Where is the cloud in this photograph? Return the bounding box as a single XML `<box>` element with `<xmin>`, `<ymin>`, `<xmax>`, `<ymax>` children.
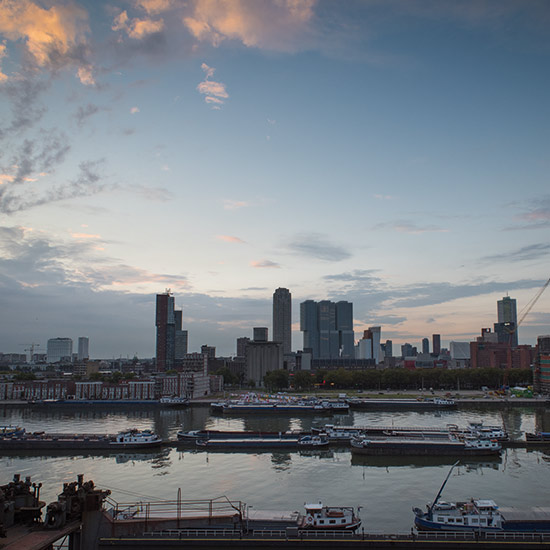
<box><xmin>0</xmin><ymin>159</ymin><xmax>111</xmax><ymax>214</ymax></box>
<box><xmin>481</xmin><ymin>243</ymin><xmax>550</xmax><ymax>263</ymax></box>
<box><xmin>71</xmin><ymin>233</ymin><xmax>101</xmax><ymax>240</ymax></box>
<box><xmin>3</xmin><ymin>130</ymin><xmax>70</xmax><ymax>186</ymax></box>
<box><xmin>183</xmin><ymin>0</ymin><xmax>317</xmax><ymax>52</ymax></box>
<box><xmin>374</xmin><ymin>194</ymin><xmax>394</xmax><ymax>200</ymax></box>
<box><xmin>217</xmin><ymin>235</ymin><xmax>245</xmax><ymax>243</ymax></box>
<box><xmin>112</xmin><ymin>10</ymin><xmax>165</xmax><ymax>40</ymax></box>
<box><xmin>136</xmin><ymin>0</ymin><xmax>177</xmax><ymax>15</ymax></box>
<box><xmin>197</xmin><ymin>63</ymin><xmax>228</xmax><ymax>108</ymax></box>
<box><xmin>0</xmin><ymin>78</ymin><xmax>49</xmax><ymax>138</ymax></box>
<box><xmin>374</xmin><ymin>220</ymin><xmax>449</xmax><ymax>234</ymax></box>
<box><xmin>507</xmin><ymin>196</ymin><xmax>550</xmax><ymax>230</ymax></box>
<box><xmin>131</xmin><ymin>106</ymin><xmax>140</xmax><ymax>114</ymax></box>
<box><xmin>74</xmin><ymin>103</ymin><xmax>101</xmax><ymax>127</ymax></box>
<box><xmin>0</xmin><ymin>0</ymin><xmax>91</xmax><ymax>79</ymax></box>
<box><xmin>127</xmin><ymin>184</ymin><xmax>173</xmax><ymax>202</ymax></box>
<box><xmin>223</xmin><ymin>199</ymin><xmax>249</xmax><ymax>210</ymax></box>
<box><xmin>0</xmin><ymin>42</ymin><xmax>7</xmax><ymax>82</ymax></box>
<box><xmin>286</xmin><ymin>232</ymin><xmax>352</xmax><ymax>261</ymax></box>
<box><xmin>250</xmin><ymin>259</ymin><xmax>281</xmax><ymax>268</ymax></box>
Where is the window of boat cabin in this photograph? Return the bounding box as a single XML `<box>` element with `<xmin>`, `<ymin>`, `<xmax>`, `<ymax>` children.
<box><xmin>472</xmin><ymin>518</ymin><xmax>478</xmax><ymax>524</ymax></box>
<box><xmin>329</xmin><ymin>520</ymin><xmax>336</xmax><ymax>524</ymax></box>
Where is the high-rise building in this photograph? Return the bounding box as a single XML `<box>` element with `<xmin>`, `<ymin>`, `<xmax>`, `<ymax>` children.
<box><xmin>497</xmin><ymin>295</ymin><xmax>518</xmax><ymax>347</ymax></box>
<box><xmin>47</xmin><ymin>338</ymin><xmax>73</xmax><ymax>363</ymax></box>
<box><xmin>156</xmin><ymin>292</ymin><xmax>175</xmax><ymax>371</ymax></box>
<box><xmin>273</xmin><ymin>287</ymin><xmax>292</xmax><ymax>354</ymax></box>
<box><xmin>300</xmin><ymin>300</ymin><xmax>354</xmax><ymax>359</ymax></box>
<box><xmin>432</xmin><ymin>334</ymin><xmax>441</xmax><ymax>356</ymax></box>
<box><xmin>300</xmin><ymin>300</ymin><xmax>320</xmax><ymax>357</ymax></box>
<box><xmin>77</xmin><ymin>337</ymin><xmax>89</xmax><ymax>361</ymax></box>
<box><xmin>384</xmin><ymin>340</ymin><xmax>393</xmax><ymax>358</ymax></box>
<box><xmin>236</xmin><ymin>337</ymin><xmax>250</xmax><ymax>357</ymax></box>
<box><xmin>253</xmin><ymin>327</ymin><xmax>268</xmax><ymax>342</ymax></box>
<box><xmin>422</xmin><ymin>338</ymin><xmax>429</xmax><ymax>355</ymax></box>
<box><xmin>173</xmin><ymin>308</ymin><xmax>188</xmax><ymax>359</ymax></box>
<box><xmin>201</xmin><ymin>345</ymin><xmax>216</xmax><ymax>358</ymax></box>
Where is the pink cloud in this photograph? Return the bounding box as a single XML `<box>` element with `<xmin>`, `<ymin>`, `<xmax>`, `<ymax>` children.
<box><xmin>217</xmin><ymin>235</ymin><xmax>245</xmax><ymax>243</ymax></box>
<box><xmin>250</xmin><ymin>259</ymin><xmax>281</xmax><ymax>268</ymax></box>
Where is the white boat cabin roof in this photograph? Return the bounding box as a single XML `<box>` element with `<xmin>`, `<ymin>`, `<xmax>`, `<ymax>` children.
<box><xmin>473</xmin><ymin>499</ymin><xmax>499</xmax><ymax>510</ymax></box>
<box><xmin>305</xmin><ymin>503</ymin><xmax>324</xmax><ymax>511</ymax></box>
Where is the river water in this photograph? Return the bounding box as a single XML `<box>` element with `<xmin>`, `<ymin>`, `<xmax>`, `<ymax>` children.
<box><xmin>1</xmin><ymin>404</ymin><xmax>550</xmax><ymax>533</ymax></box>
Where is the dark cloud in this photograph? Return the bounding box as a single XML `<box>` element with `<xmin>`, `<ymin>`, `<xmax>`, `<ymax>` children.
<box><xmin>74</xmin><ymin>103</ymin><xmax>102</xmax><ymax>127</ymax></box>
<box><xmin>286</xmin><ymin>232</ymin><xmax>352</xmax><ymax>261</ymax></box>
<box><xmin>0</xmin><ymin>78</ymin><xmax>49</xmax><ymax>139</ymax></box>
<box><xmin>481</xmin><ymin>243</ymin><xmax>550</xmax><ymax>263</ymax></box>
<box><xmin>0</xmin><ymin>159</ymin><xmax>111</xmax><ymax>214</ymax></box>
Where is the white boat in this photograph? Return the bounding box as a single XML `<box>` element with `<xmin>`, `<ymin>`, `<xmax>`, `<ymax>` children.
<box><xmin>299</xmin><ymin>502</ymin><xmax>361</xmax><ymax>530</ymax></box>
<box><xmin>110</xmin><ymin>429</ymin><xmax>163</xmax><ymax>448</ymax></box>
<box><xmin>160</xmin><ymin>396</ymin><xmax>189</xmax><ymax>407</ymax></box>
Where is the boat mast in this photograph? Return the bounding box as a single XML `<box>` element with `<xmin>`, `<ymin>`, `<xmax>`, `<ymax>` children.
<box><xmin>429</xmin><ymin>461</ymin><xmax>460</xmax><ymax>512</ymax></box>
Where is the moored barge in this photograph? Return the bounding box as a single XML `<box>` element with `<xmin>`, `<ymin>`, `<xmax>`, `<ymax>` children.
<box><xmin>0</xmin><ymin>429</ymin><xmax>163</xmax><ymax>450</ymax></box>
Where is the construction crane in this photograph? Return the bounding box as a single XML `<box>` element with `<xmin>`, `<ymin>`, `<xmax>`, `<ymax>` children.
<box><xmin>517</xmin><ymin>277</ymin><xmax>550</xmax><ymax>328</ymax></box>
<box><xmin>20</xmin><ymin>343</ymin><xmax>40</xmax><ymax>364</ymax></box>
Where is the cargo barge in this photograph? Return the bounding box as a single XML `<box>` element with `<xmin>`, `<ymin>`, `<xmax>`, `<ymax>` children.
<box><xmin>348</xmin><ymin>397</ymin><xmax>456</xmax><ymax>410</ymax></box>
<box><xmin>195</xmin><ymin>435</ymin><xmax>329</xmax><ymax>450</ymax></box>
<box><xmin>350</xmin><ymin>436</ymin><xmax>501</xmax><ymax>456</ymax></box>
<box><xmin>0</xmin><ymin>429</ymin><xmax>163</xmax><ymax>450</ymax></box>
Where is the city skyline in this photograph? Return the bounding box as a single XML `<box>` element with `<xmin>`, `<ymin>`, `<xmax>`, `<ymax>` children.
<box><xmin>1</xmin><ymin>1</ymin><xmax>549</xmax><ymax>358</ymax></box>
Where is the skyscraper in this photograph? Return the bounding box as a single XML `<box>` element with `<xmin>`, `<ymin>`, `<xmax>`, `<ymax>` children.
<box><xmin>432</xmin><ymin>334</ymin><xmax>441</xmax><ymax>356</ymax></box>
<box><xmin>300</xmin><ymin>299</ymin><xmax>354</xmax><ymax>359</ymax></box>
<box><xmin>77</xmin><ymin>337</ymin><xmax>89</xmax><ymax>361</ymax></box>
<box><xmin>273</xmin><ymin>287</ymin><xmax>292</xmax><ymax>354</ymax></box>
<box><xmin>156</xmin><ymin>292</ymin><xmax>175</xmax><ymax>371</ymax></box>
<box><xmin>496</xmin><ymin>295</ymin><xmax>518</xmax><ymax>347</ymax></box>
<box><xmin>422</xmin><ymin>338</ymin><xmax>429</xmax><ymax>355</ymax></box>
<box><xmin>47</xmin><ymin>338</ymin><xmax>73</xmax><ymax>363</ymax></box>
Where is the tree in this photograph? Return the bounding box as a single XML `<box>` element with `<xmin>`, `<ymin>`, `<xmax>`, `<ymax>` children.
<box><xmin>264</xmin><ymin>370</ymin><xmax>289</xmax><ymax>391</ymax></box>
<box><xmin>292</xmin><ymin>371</ymin><xmax>315</xmax><ymax>391</ymax></box>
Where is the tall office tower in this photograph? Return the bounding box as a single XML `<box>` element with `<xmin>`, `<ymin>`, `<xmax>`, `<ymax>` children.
<box><xmin>300</xmin><ymin>300</ymin><xmax>354</xmax><ymax>359</ymax></box>
<box><xmin>77</xmin><ymin>337</ymin><xmax>89</xmax><ymax>361</ymax></box>
<box><xmin>156</xmin><ymin>292</ymin><xmax>175</xmax><ymax>371</ymax></box>
<box><xmin>301</xmin><ymin>300</ymin><xmax>320</xmax><ymax>358</ymax></box>
<box><xmin>253</xmin><ymin>327</ymin><xmax>268</xmax><ymax>342</ymax></box>
<box><xmin>273</xmin><ymin>287</ymin><xmax>292</xmax><ymax>354</ymax></box>
<box><xmin>497</xmin><ymin>295</ymin><xmax>518</xmax><ymax>347</ymax></box>
<box><xmin>422</xmin><ymin>338</ymin><xmax>429</xmax><ymax>355</ymax></box>
<box><xmin>368</xmin><ymin>326</ymin><xmax>381</xmax><ymax>363</ymax></box>
<box><xmin>401</xmin><ymin>343</ymin><xmax>414</xmax><ymax>357</ymax></box>
<box><xmin>432</xmin><ymin>334</ymin><xmax>441</xmax><ymax>356</ymax></box>
<box><xmin>47</xmin><ymin>338</ymin><xmax>73</xmax><ymax>363</ymax></box>
<box><xmin>236</xmin><ymin>337</ymin><xmax>250</xmax><ymax>357</ymax></box>
<box><xmin>336</xmin><ymin>301</ymin><xmax>354</xmax><ymax>357</ymax></box>
<box><xmin>174</xmin><ymin>309</ymin><xmax>188</xmax><ymax>359</ymax></box>
<box><xmin>384</xmin><ymin>340</ymin><xmax>393</xmax><ymax>358</ymax></box>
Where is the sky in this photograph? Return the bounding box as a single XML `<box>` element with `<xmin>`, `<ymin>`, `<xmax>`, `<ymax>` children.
<box><xmin>0</xmin><ymin>0</ymin><xmax>549</xmax><ymax>360</ymax></box>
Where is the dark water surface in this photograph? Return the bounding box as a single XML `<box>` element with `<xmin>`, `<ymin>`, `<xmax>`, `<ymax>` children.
<box><xmin>2</xmin><ymin>404</ymin><xmax>550</xmax><ymax>533</ymax></box>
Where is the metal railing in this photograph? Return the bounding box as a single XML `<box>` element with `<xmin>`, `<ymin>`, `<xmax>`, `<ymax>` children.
<box><xmin>141</xmin><ymin>528</ymin><xmax>550</xmax><ymax>542</ymax></box>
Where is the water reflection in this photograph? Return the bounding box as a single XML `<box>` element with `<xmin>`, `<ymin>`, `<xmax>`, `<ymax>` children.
<box><xmin>350</xmin><ymin>454</ymin><xmax>502</xmax><ymax>469</ymax></box>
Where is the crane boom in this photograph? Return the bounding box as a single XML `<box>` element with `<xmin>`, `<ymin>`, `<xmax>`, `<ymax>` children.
<box><xmin>517</xmin><ymin>277</ymin><xmax>550</xmax><ymax>327</ymax></box>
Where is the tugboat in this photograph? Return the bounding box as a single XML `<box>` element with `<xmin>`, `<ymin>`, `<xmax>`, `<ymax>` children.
<box><xmin>414</xmin><ymin>461</ymin><xmax>550</xmax><ymax>532</ymax></box>
<box><xmin>110</xmin><ymin>429</ymin><xmax>163</xmax><ymax>448</ymax></box>
<box><xmin>299</xmin><ymin>502</ymin><xmax>361</xmax><ymax>530</ymax></box>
